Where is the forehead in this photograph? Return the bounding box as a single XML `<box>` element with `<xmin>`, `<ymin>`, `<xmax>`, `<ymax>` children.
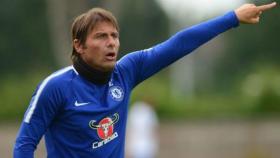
<box><xmin>90</xmin><ymin>21</ymin><xmax>118</xmax><ymax>33</ymax></box>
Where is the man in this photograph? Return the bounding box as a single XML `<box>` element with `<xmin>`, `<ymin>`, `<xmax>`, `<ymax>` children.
<box><xmin>14</xmin><ymin>2</ymin><xmax>276</xmax><ymax>158</ymax></box>
<box><xmin>126</xmin><ymin>101</ymin><xmax>159</xmax><ymax>158</ymax></box>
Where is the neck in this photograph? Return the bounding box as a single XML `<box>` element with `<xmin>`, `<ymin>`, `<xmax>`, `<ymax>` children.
<box><xmin>73</xmin><ymin>57</ymin><xmax>112</xmax><ymax>85</ymax></box>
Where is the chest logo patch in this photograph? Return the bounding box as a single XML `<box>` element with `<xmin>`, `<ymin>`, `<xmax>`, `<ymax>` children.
<box><xmin>89</xmin><ymin>113</ymin><xmax>119</xmax><ymax>139</ymax></box>
<box><xmin>89</xmin><ymin>113</ymin><xmax>119</xmax><ymax>149</ymax></box>
<box><xmin>109</xmin><ymin>86</ymin><xmax>124</xmax><ymax>101</ymax></box>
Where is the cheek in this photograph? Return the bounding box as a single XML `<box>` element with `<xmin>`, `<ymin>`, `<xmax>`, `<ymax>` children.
<box><xmin>116</xmin><ymin>40</ymin><xmax>120</xmax><ymax>49</ymax></box>
<box><xmin>86</xmin><ymin>42</ymin><xmax>103</xmax><ymax>56</ymax></box>
<box><xmin>86</xmin><ymin>41</ymin><xmax>99</xmax><ymax>50</ymax></box>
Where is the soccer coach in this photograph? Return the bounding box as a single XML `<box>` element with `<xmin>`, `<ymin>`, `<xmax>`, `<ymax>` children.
<box><xmin>14</xmin><ymin>2</ymin><xmax>276</xmax><ymax>158</ymax></box>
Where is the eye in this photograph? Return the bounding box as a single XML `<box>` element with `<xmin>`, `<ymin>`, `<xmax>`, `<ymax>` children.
<box><xmin>95</xmin><ymin>33</ymin><xmax>107</xmax><ymax>39</ymax></box>
<box><xmin>111</xmin><ymin>33</ymin><xmax>119</xmax><ymax>39</ymax></box>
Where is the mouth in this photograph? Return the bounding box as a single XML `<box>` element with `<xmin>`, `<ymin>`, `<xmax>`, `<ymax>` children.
<box><xmin>105</xmin><ymin>52</ymin><xmax>117</xmax><ymax>61</ymax></box>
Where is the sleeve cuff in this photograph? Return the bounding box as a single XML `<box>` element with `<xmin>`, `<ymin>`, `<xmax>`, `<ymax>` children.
<box><xmin>225</xmin><ymin>11</ymin><xmax>240</xmax><ymax>28</ymax></box>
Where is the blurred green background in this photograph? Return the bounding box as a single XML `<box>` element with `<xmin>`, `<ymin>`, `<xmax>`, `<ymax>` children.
<box><xmin>1</xmin><ymin>0</ymin><xmax>280</xmax><ymax>158</ymax></box>
<box><xmin>0</xmin><ymin>0</ymin><xmax>279</xmax><ymax>122</ymax></box>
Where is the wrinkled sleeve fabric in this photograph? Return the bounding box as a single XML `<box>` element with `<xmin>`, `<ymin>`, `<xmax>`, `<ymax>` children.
<box><xmin>117</xmin><ymin>11</ymin><xmax>239</xmax><ymax>88</ymax></box>
<box><xmin>14</xmin><ymin>78</ymin><xmax>64</xmax><ymax>158</ymax></box>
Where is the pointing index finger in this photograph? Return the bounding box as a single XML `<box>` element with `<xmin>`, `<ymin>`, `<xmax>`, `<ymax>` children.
<box><xmin>257</xmin><ymin>2</ymin><xmax>277</xmax><ymax>11</ymax></box>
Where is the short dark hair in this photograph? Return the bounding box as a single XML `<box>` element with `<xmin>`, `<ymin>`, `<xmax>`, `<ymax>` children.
<box><xmin>71</xmin><ymin>8</ymin><xmax>119</xmax><ymax>63</ymax></box>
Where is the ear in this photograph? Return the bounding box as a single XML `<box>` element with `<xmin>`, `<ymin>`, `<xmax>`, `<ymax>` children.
<box><xmin>73</xmin><ymin>39</ymin><xmax>84</xmax><ymax>54</ymax></box>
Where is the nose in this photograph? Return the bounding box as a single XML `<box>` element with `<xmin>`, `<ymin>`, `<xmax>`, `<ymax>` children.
<box><xmin>107</xmin><ymin>36</ymin><xmax>117</xmax><ymax>48</ymax></box>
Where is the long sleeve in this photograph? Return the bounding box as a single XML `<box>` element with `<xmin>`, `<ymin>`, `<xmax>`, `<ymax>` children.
<box><xmin>14</xmin><ymin>75</ymin><xmax>65</xmax><ymax>158</ymax></box>
<box><xmin>117</xmin><ymin>11</ymin><xmax>239</xmax><ymax>88</ymax></box>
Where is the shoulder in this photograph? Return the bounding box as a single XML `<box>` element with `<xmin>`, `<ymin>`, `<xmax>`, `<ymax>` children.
<box><xmin>115</xmin><ymin>51</ymin><xmax>144</xmax><ymax>75</ymax></box>
<box><xmin>37</xmin><ymin>66</ymin><xmax>76</xmax><ymax>94</ymax></box>
<box><xmin>117</xmin><ymin>51</ymin><xmax>142</xmax><ymax>66</ymax></box>
<box><xmin>116</xmin><ymin>48</ymin><xmax>156</xmax><ymax>68</ymax></box>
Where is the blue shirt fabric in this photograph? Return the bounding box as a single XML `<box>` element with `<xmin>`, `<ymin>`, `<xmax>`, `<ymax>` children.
<box><xmin>14</xmin><ymin>11</ymin><xmax>239</xmax><ymax>158</ymax></box>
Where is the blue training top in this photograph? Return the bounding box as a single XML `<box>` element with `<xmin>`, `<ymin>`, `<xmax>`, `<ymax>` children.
<box><xmin>14</xmin><ymin>11</ymin><xmax>239</xmax><ymax>158</ymax></box>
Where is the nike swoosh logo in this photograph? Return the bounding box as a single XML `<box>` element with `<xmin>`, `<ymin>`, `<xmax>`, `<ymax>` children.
<box><xmin>74</xmin><ymin>101</ymin><xmax>90</xmax><ymax>106</ymax></box>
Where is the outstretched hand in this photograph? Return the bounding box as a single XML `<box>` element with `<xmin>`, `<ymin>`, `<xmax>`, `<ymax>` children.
<box><xmin>235</xmin><ymin>2</ymin><xmax>277</xmax><ymax>24</ymax></box>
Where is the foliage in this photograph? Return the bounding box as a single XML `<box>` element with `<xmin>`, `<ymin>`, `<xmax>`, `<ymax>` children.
<box><xmin>118</xmin><ymin>0</ymin><xmax>169</xmax><ymax>55</ymax></box>
<box><xmin>0</xmin><ymin>70</ymin><xmax>51</xmax><ymax>122</ymax></box>
<box><xmin>0</xmin><ymin>0</ymin><xmax>56</xmax><ymax>75</ymax></box>
<box><xmin>214</xmin><ymin>3</ymin><xmax>280</xmax><ymax>92</ymax></box>
<box><xmin>130</xmin><ymin>63</ymin><xmax>280</xmax><ymax>120</ymax></box>
<box><xmin>236</xmin><ymin>65</ymin><xmax>280</xmax><ymax>116</ymax></box>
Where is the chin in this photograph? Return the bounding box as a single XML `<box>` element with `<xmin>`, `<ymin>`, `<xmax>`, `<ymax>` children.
<box><xmin>102</xmin><ymin>63</ymin><xmax>116</xmax><ymax>72</ymax></box>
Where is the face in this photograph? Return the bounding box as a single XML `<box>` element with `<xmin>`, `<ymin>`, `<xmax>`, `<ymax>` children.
<box><xmin>75</xmin><ymin>21</ymin><xmax>120</xmax><ymax>72</ymax></box>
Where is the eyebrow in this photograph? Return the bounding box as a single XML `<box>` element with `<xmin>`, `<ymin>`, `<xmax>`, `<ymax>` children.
<box><xmin>94</xmin><ymin>31</ymin><xmax>119</xmax><ymax>36</ymax></box>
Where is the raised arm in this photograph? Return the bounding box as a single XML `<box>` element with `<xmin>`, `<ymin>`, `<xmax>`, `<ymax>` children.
<box><xmin>117</xmin><ymin>2</ymin><xmax>277</xmax><ymax>87</ymax></box>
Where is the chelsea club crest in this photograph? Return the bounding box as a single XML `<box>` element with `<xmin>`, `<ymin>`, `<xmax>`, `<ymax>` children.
<box><xmin>109</xmin><ymin>86</ymin><xmax>124</xmax><ymax>101</ymax></box>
